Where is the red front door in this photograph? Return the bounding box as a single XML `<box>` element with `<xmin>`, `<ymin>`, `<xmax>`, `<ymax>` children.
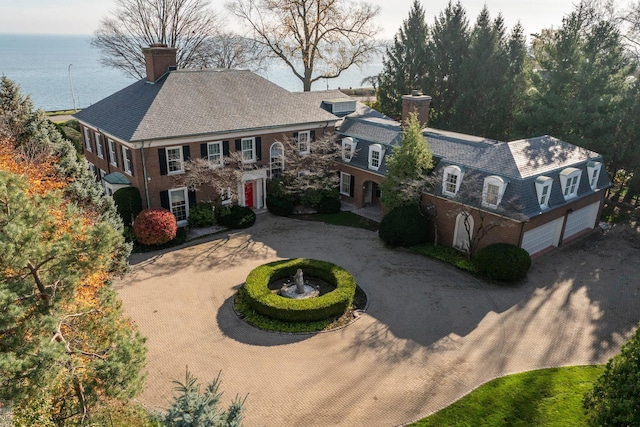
<box><xmin>244</xmin><ymin>182</ymin><xmax>254</xmax><ymax>207</ymax></box>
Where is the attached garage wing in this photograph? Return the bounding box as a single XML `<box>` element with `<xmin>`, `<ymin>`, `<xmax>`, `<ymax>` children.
<box><xmin>563</xmin><ymin>201</ymin><xmax>600</xmax><ymax>240</ymax></box>
<box><xmin>521</xmin><ymin>217</ymin><xmax>563</xmax><ymax>255</ymax></box>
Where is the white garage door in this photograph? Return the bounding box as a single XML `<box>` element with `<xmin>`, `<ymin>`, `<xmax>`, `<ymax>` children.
<box><xmin>521</xmin><ymin>217</ymin><xmax>563</xmax><ymax>255</ymax></box>
<box><xmin>563</xmin><ymin>201</ymin><xmax>600</xmax><ymax>240</ymax></box>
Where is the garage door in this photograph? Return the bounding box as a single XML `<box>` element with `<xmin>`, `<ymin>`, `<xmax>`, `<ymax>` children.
<box><xmin>563</xmin><ymin>201</ymin><xmax>600</xmax><ymax>240</ymax></box>
<box><xmin>521</xmin><ymin>217</ymin><xmax>563</xmax><ymax>255</ymax></box>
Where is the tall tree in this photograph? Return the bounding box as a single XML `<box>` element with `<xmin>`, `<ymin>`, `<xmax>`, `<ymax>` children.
<box><xmin>381</xmin><ymin>112</ymin><xmax>433</xmax><ymax>210</ymax></box>
<box><xmin>377</xmin><ymin>0</ymin><xmax>430</xmax><ymax>118</ymax></box>
<box><xmin>92</xmin><ymin>0</ymin><xmax>222</xmax><ymax>79</ymax></box>
<box><xmin>228</xmin><ymin>0</ymin><xmax>381</xmax><ymax>91</ymax></box>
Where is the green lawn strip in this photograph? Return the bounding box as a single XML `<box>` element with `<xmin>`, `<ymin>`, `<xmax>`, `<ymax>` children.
<box><xmin>410</xmin><ymin>365</ymin><xmax>604</xmax><ymax>427</ymax></box>
<box><xmin>411</xmin><ymin>243</ymin><xmax>478</xmax><ymax>274</ymax></box>
<box><xmin>292</xmin><ymin>211</ymin><xmax>379</xmax><ymax>231</ymax></box>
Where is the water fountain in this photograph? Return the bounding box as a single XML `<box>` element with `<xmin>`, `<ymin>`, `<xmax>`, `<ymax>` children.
<box><xmin>279</xmin><ymin>268</ymin><xmax>320</xmax><ymax>299</ymax></box>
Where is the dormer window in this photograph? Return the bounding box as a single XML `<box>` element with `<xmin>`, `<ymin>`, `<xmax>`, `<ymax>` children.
<box><xmin>560</xmin><ymin>167</ymin><xmax>581</xmax><ymax>200</ymax></box>
<box><xmin>368</xmin><ymin>144</ymin><xmax>383</xmax><ymax>170</ymax></box>
<box><xmin>342</xmin><ymin>137</ymin><xmax>355</xmax><ymax>162</ymax></box>
<box><xmin>587</xmin><ymin>161</ymin><xmax>602</xmax><ymax>190</ymax></box>
<box><xmin>482</xmin><ymin>175</ymin><xmax>507</xmax><ymax>208</ymax></box>
<box><xmin>442</xmin><ymin>165</ymin><xmax>463</xmax><ymax>196</ymax></box>
<box><xmin>535</xmin><ymin>176</ymin><xmax>553</xmax><ymax>209</ymax></box>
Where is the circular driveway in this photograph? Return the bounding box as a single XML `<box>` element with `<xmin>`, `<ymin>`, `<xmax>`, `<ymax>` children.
<box><xmin>115</xmin><ymin>214</ymin><xmax>640</xmax><ymax>426</ymax></box>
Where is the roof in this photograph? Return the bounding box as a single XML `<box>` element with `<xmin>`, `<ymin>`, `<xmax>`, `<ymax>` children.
<box><xmin>75</xmin><ymin>69</ymin><xmax>339</xmax><ymax>142</ymax></box>
<box><xmin>103</xmin><ymin>172</ymin><xmax>131</xmax><ymax>185</ymax></box>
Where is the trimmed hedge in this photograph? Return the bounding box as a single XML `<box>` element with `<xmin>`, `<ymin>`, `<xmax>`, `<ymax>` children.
<box><xmin>379</xmin><ymin>204</ymin><xmax>431</xmax><ymax>247</ymax></box>
<box><xmin>243</xmin><ymin>258</ymin><xmax>356</xmax><ymax>322</ymax></box>
<box><xmin>133</xmin><ymin>208</ymin><xmax>177</xmax><ymax>245</ymax></box>
<box><xmin>474</xmin><ymin>243</ymin><xmax>531</xmax><ymax>282</ymax></box>
<box><xmin>315</xmin><ymin>196</ymin><xmax>341</xmax><ymax>214</ymax></box>
<box><xmin>266</xmin><ymin>194</ymin><xmax>295</xmax><ymax>216</ymax></box>
<box><xmin>188</xmin><ymin>202</ymin><xmax>215</xmax><ymax>228</ymax></box>
<box><xmin>216</xmin><ymin>205</ymin><xmax>256</xmax><ymax>229</ymax></box>
<box><xmin>113</xmin><ymin>187</ymin><xmax>143</xmax><ymax>227</ymax></box>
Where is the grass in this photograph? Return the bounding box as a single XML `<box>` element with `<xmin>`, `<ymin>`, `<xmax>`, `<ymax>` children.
<box><xmin>410</xmin><ymin>365</ymin><xmax>604</xmax><ymax>427</ymax></box>
<box><xmin>292</xmin><ymin>211</ymin><xmax>379</xmax><ymax>231</ymax></box>
<box><xmin>412</xmin><ymin>243</ymin><xmax>478</xmax><ymax>274</ymax></box>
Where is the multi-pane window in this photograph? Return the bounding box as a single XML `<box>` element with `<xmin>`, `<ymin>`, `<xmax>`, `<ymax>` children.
<box><xmin>485</xmin><ymin>183</ymin><xmax>500</xmax><ymax>205</ymax></box>
<box><xmin>340</xmin><ymin>172</ymin><xmax>351</xmax><ymax>196</ymax></box>
<box><xmin>242</xmin><ymin>138</ymin><xmax>255</xmax><ymax>162</ymax></box>
<box><xmin>564</xmin><ymin>175</ymin><xmax>578</xmax><ymax>196</ymax></box>
<box><xmin>122</xmin><ymin>146</ymin><xmax>133</xmax><ymax>175</ymax></box>
<box><xmin>270</xmin><ymin>142</ymin><xmax>284</xmax><ymax>178</ymax></box>
<box><xmin>368</xmin><ymin>144</ymin><xmax>383</xmax><ymax>170</ymax></box>
<box><xmin>207</xmin><ymin>142</ymin><xmax>223</xmax><ymax>167</ymax></box>
<box><xmin>95</xmin><ymin>133</ymin><xmax>104</xmax><ymax>158</ymax></box>
<box><xmin>298</xmin><ymin>131</ymin><xmax>310</xmax><ymax>154</ymax></box>
<box><xmin>443</xmin><ymin>165</ymin><xmax>463</xmax><ymax>196</ymax></box>
<box><xmin>169</xmin><ymin>188</ymin><xmax>187</xmax><ymax>222</ymax></box>
<box><xmin>559</xmin><ymin>168</ymin><xmax>581</xmax><ymax>200</ymax></box>
<box><xmin>445</xmin><ymin>173</ymin><xmax>458</xmax><ymax>194</ymax></box>
<box><xmin>342</xmin><ymin>138</ymin><xmax>354</xmax><ymax>161</ymax></box>
<box><xmin>84</xmin><ymin>128</ymin><xmax>92</xmax><ymax>151</ymax></box>
<box><xmin>166</xmin><ymin>147</ymin><xmax>184</xmax><ymax>174</ymax></box>
<box><xmin>587</xmin><ymin>161</ymin><xmax>602</xmax><ymax>190</ymax></box>
<box><xmin>535</xmin><ymin>176</ymin><xmax>553</xmax><ymax>209</ymax></box>
<box><xmin>371</xmin><ymin>150</ymin><xmax>380</xmax><ymax>168</ymax></box>
<box><xmin>482</xmin><ymin>175</ymin><xmax>506</xmax><ymax>208</ymax></box>
<box><xmin>108</xmin><ymin>139</ymin><xmax>117</xmax><ymax>166</ymax></box>
<box><xmin>540</xmin><ymin>185</ymin><xmax>550</xmax><ymax>205</ymax></box>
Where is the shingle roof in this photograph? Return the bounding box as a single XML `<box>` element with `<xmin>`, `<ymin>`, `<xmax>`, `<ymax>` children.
<box><xmin>75</xmin><ymin>69</ymin><xmax>338</xmax><ymax>142</ymax></box>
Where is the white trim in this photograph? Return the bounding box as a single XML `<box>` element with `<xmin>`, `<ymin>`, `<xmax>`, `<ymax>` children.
<box><xmin>559</xmin><ymin>167</ymin><xmax>581</xmax><ymax>200</ymax></box>
<box><xmin>442</xmin><ymin>165</ymin><xmax>464</xmax><ymax>196</ymax></box>
<box><xmin>340</xmin><ymin>172</ymin><xmax>351</xmax><ymax>196</ymax></box>
<box><xmin>535</xmin><ymin>176</ymin><xmax>553</xmax><ymax>210</ymax></box>
<box><xmin>368</xmin><ymin>144</ymin><xmax>383</xmax><ymax>170</ymax></box>
<box><xmin>168</xmin><ymin>187</ymin><xmax>189</xmax><ymax>226</ymax></box>
<box><xmin>108</xmin><ymin>139</ymin><xmax>117</xmax><ymax>166</ymax></box>
<box><xmin>95</xmin><ymin>132</ymin><xmax>104</xmax><ymax>159</ymax></box>
<box><xmin>481</xmin><ymin>175</ymin><xmax>507</xmax><ymax>208</ymax></box>
<box><xmin>83</xmin><ymin>127</ymin><xmax>92</xmax><ymax>152</ymax></box>
<box><xmin>587</xmin><ymin>161</ymin><xmax>602</xmax><ymax>190</ymax></box>
<box><xmin>166</xmin><ymin>146</ymin><xmax>184</xmax><ymax>175</ymax></box>
<box><xmin>297</xmin><ymin>130</ymin><xmax>310</xmax><ymax>154</ymax></box>
<box><xmin>342</xmin><ymin>137</ymin><xmax>355</xmax><ymax>162</ymax></box>
<box><xmin>206</xmin><ymin>141</ymin><xmax>223</xmax><ymax>167</ymax></box>
<box><xmin>270</xmin><ymin>142</ymin><xmax>284</xmax><ymax>178</ymax></box>
<box><xmin>122</xmin><ymin>146</ymin><xmax>133</xmax><ymax>175</ymax></box>
<box><xmin>241</xmin><ymin>137</ymin><xmax>256</xmax><ymax>163</ymax></box>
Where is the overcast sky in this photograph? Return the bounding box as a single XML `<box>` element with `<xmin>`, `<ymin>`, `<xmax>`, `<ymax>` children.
<box><xmin>0</xmin><ymin>0</ymin><xmax>629</xmax><ymax>40</ymax></box>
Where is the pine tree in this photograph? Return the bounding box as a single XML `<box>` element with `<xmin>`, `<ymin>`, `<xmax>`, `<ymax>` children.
<box><xmin>377</xmin><ymin>0</ymin><xmax>430</xmax><ymax>118</ymax></box>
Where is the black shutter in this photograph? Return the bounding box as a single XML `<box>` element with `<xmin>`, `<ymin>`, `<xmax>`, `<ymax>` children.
<box><xmin>235</xmin><ymin>139</ymin><xmax>241</xmax><ymax>151</ymax></box>
<box><xmin>128</xmin><ymin>149</ymin><xmax>134</xmax><ymax>176</ymax></box>
<box><xmin>183</xmin><ymin>145</ymin><xmax>190</xmax><ymax>161</ymax></box>
<box><xmin>255</xmin><ymin>137</ymin><xmax>262</xmax><ymax>161</ymax></box>
<box><xmin>188</xmin><ymin>190</ymin><xmax>196</xmax><ymax>208</ymax></box>
<box><xmin>113</xmin><ymin>142</ymin><xmax>119</xmax><ymax>167</ymax></box>
<box><xmin>223</xmin><ymin>140</ymin><xmax>229</xmax><ymax>156</ymax></box>
<box><xmin>293</xmin><ymin>132</ymin><xmax>298</xmax><ymax>140</ymax></box>
<box><xmin>310</xmin><ymin>130</ymin><xmax>316</xmax><ymax>141</ymax></box>
<box><xmin>200</xmin><ymin>143</ymin><xmax>208</xmax><ymax>159</ymax></box>
<box><xmin>158</xmin><ymin>148</ymin><xmax>167</xmax><ymax>175</ymax></box>
<box><xmin>160</xmin><ymin>190</ymin><xmax>170</xmax><ymax>210</ymax></box>
<box><xmin>349</xmin><ymin>175</ymin><xmax>355</xmax><ymax>197</ymax></box>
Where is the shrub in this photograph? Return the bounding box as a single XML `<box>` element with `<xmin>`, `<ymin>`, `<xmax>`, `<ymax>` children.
<box><xmin>113</xmin><ymin>187</ymin><xmax>143</xmax><ymax>227</ymax></box>
<box><xmin>266</xmin><ymin>194</ymin><xmax>295</xmax><ymax>216</ymax></box>
<box><xmin>315</xmin><ymin>196</ymin><xmax>341</xmax><ymax>214</ymax></box>
<box><xmin>216</xmin><ymin>205</ymin><xmax>256</xmax><ymax>229</ymax></box>
<box><xmin>187</xmin><ymin>202</ymin><xmax>215</xmax><ymax>228</ymax></box>
<box><xmin>244</xmin><ymin>258</ymin><xmax>356</xmax><ymax>322</ymax></box>
<box><xmin>473</xmin><ymin>243</ymin><xmax>531</xmax><ymax>282</ymax></box>
<box><xmin>378</xmin><ymin>204</ymin><xmax>430</xmax><ymax>247</ymax></box>
<box><xmin>133</xmin><ymin>208</ymin><xmax>177</xmax><ymax>245</ymax></box>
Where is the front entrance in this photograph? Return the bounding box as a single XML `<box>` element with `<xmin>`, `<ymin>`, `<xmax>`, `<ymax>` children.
<box><xmin>363</xmin><ymin>181</ymin><xmax>380</xmax><ymax>206</ymax></box>
<box><xmin>244</xmin><ymin>182</ymin><xmax>254</xmax><ymax>208</ymax></box>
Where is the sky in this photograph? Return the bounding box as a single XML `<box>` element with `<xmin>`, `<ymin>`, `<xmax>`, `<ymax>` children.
<box><xmin>0</xmin><ymin>0</ymin><xmax>630</xmax><ymax>40</ymax></box>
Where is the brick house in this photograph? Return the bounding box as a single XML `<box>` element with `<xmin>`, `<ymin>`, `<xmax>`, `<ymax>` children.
<box><xmin>336</xmin><ymin>93</ymin><xmax>611</xmax><ymax>256</ymax></box>
<box><xmin>75</xmin><ymin>44</ymin><xmax>347</xmax><ymax>225</ymax></box>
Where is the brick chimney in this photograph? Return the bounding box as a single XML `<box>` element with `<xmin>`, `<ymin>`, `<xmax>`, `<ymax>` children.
<box><xmin>401</xmin><ymin>90</ymin><xmax>432</xmax><ymax>127</ymax></box>
<box><xmin>142</xmin><ymin>44</ymin><xmax>177</xmax><ymax>83</ymax></box>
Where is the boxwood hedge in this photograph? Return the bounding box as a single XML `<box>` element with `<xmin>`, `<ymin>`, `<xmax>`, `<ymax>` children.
<box><xmin>474</xmin><ymin>243</ymin><xmax>531</xmax><ymax>282</ymax></box>
<box><xmin>243</xmin><ymin>258</ymin><xmax>356</xmax><ymax>322</ymax></box>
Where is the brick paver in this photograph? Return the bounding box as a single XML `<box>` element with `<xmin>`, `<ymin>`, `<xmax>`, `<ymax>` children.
<box><xmin>115</xmin><ymin>214</ymin><xmax>640</xmax><ymax>426</ymax></box>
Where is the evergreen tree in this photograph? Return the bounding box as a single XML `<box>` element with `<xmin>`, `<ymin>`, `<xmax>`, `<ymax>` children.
<box><xmin>0</xmin><ymin>76</ymin><xmax>33</xmax><ymax>142</ymax></box>
<box><xmin>378</xmin><ymin>0</ymin><xmax>430</xmax><ymax>118</ymax></box>
<box><xmin>381</xmin><ymin>112</ymin><xmax>433</xmax><ymax>210</ymax></box>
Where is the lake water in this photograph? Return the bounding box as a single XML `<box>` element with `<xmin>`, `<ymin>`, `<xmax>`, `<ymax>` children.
<box><xmin>0</xmin><ymin>33</ymin><xmax>382</xmax><ymax>111</ymax></box>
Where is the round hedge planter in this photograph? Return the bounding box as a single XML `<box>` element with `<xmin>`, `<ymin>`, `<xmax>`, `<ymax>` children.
<box><xmin>243</xmin><ymin>258</ymin><xmax>356</xmax><ymax>322</ymax></box>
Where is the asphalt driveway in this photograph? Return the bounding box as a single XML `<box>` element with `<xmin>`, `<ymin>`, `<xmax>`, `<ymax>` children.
<box><xmin>115</xmin><ymin>213</ymin><xmax>640</xmax><ymax>426</ymax></box>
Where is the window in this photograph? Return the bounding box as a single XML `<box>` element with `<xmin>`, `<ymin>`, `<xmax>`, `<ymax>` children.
<box><xmin>166</xmin><ymin>146</ymin><xmax>184</xmax><ymax>174</ymax></box>
<box><xmin>482</xmin><ymin>175</ymin><xmax>507</xmax><ymax>208</ymax></box>
<box><xmin>559</xmin><ymin>167</ymin><xmax>581</xmax><ymax>200</ymax></box>
<box><xmin>368</xmin><ymin>144</ymin><xmax>383</xmax><ymax>170</ymax></box>
<box><xmin>95</xmin><ymin>132</ymin><xmax>104</xmax><ymax>158</ymax></box>
<box><xmin>84</xmin><ymin>128</ymin><xmax>92</xmax><ymax>152</ymax></box>
<box><xmin>270</xmin><ymin>142</ymin><xmax>284</xmax><ymax>178</ymax></box>
<box><xmin>342</xmin><ymin>137</ymin><xmax>355</xmax><ymax>162</ymax></box>
<box><xmin>297</xmin><ymin>131</ymin><xmax>310</xmax><ymax>154</ymax></box>
<box><xmin>587</xmin><ymin>161</ymin><xmax>602</xmax><ymax>190</ymax></box>
<box><xmin>122</xmin><ymin>146</ymin><xmax>133</xmax><ymax>175</ymax></box>
<box><xmin>442</xmin><ymin>165</ymin><xmax>463</xmax><ymax>196</ymax></box>
<box><xmin>535</xmin><ymin>176</ymin><xmax>553</xmax><ymax>209</ymax></box>
<box><xmin>241</xmin><ymin>138</ymin><xmax>255</xmax><ymax>162</ymax></box>
<box><xmin>340</xmin><ymin>172</ymin><xmax>352</xmax><ymax>196</ymax></box>
<box><xmin>108</xmin><ymin>139</ymin><xmax>117</xmax><ymax>166</ymax></box>
<box><xmin>221</xmin><ymin>188</ymin><xmax>232</xmax><ymax>205</ymax></box>
<box><xmin>169</xmin><ymin>187</ymin><xmax>188</xmax><ymax>224</ymax></box>
<box><xmin>207</xmin><ymin>142</ymin><xmax>223</xmax><ymax>167</ymax></box>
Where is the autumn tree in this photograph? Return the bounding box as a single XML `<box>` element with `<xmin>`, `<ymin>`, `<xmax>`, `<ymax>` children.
<box><xmin>228</xmin><ymin>0</ymin><xmax>381</xmax><ymax>91</ymax></box>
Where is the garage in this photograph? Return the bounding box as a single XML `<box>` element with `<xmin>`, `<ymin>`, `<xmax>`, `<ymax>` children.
<box><xmin>521</xmin><ymin>217</ymin><xmax>564</xmax><ymax>255</ymax></box>
<box><xmin>563</xmin><ymin>201</ymin><xmax>600</xmax><ymax>240</ymax></box>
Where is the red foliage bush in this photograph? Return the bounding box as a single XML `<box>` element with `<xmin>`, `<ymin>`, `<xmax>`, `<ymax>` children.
<box><xmin>133</xmin><ymin>208</ymin><xmax>177</xmax><ymax>246</ymax></box>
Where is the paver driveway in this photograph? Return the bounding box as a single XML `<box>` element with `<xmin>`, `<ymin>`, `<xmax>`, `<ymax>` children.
<box><xmin>115</xmin><ymin>214</ymin><xmax>640</xmax><ymax>427</ymax></box>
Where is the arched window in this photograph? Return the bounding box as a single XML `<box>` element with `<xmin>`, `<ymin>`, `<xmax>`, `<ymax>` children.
<box><xmin>270</xmin><ymin>142</ymin><xmax>284</xmax><ymax>179</ymax></box>
<box><xmin>482</xmin><ymin>175</ymin><xmax>507</xmax><ymax>208</ymax></box>
<box><xmin>559</xmin><ymin>167</ymin><xmax>582</xmax><ymax>200</ymax></box>
<box><xmin>442</xmin><ymin>165</ymin><xmax>464</xmax><ymax>196</ymax></box>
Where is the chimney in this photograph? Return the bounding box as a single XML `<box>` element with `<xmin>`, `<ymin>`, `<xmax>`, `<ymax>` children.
<box><xmin>401</xmin><ymin>90</ymin><xmax>432</xmax><ymax>127</ymax></box>
<box><xmin>142</xmin><ymin>44</ymin><xmax>177</xmax><ymax>83</ymax></box>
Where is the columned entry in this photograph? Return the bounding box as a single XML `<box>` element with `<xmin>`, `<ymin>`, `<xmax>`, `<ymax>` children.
<box><xmin>244</xmin><ymin>183</ymin><xmax>254</xmax><ymax>208</ymax></box>
<box><xmin>240</xmin><ymin>168</ymin><xmax>267</xmax><ymax>209</ymax></box>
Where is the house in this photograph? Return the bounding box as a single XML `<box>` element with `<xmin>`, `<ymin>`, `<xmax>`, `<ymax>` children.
<box><xmin>75</xmin><ymin>44</ymin><xmax>348</xmax><ymax>225</ymax></box>
<box><xmin>336</xmin><ymin>92</ymin><xmax>611</xmax><ymax>256</ymax></box>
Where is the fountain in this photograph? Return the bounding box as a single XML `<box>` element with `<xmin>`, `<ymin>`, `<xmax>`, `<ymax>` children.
<box><xmin>279</xmin><ymin>268</ymin><xmax>320</xmax><ymax>299</ymax></box>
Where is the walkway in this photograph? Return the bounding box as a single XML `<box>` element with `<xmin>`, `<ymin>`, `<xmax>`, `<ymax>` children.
<box><xmin>115</xmin><ymin>215</ymin><xmax>640</xmax><ymax>426</ymax></box>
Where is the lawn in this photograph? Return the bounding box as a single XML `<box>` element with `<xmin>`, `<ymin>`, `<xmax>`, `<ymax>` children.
<box><xmin>410</xmin><ymin>365</ymin><xmax>604</xmax><ymax>427</ymax></box>
<box><xmin>292</xmin><ymin>211</ymin><xmax>379</xmax><ymax>231</ymax></box>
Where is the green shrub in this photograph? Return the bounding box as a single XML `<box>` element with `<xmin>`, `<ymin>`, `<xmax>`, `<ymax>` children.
<box><xmin>113</xmin><ymin>187</ymin><xmax>143</xmax><ymax>227</ymax></box>
<box><xmin>266</xmin><ymin>194</ymin><xmax>295</xmax><ymax>216</ymax></box>
<box><xmin>188</xmin><ymin>202</ymin><xmax>215</xmax><ymax>228</ymax></box>
<box><xmin>378</xmin><ymin>204</ymin><xmax>430</xmax><ymax>247</ymax></box>
<box><xmin>244</xmin><ymin>258</ymin><xmax>356</xmax><ymax>322</ymax></box>
<box><xmin>216</xmin><ymin>205</ymin><xmax>256</xmax><ymax>229</ymax></box>
<box><xmin>133</xmin><ymin>208</ymin><xmax>177</xmax><ymax>245</ymax></box>
<box><xmin>473</xmin><ymin>243</ymin><xmax>531</xmax><ymax>282</ymax></box>
<box><xmin>315</xmin><ymin>196</ymin><xmax>341</xmax><ymax>214</ymax></box>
